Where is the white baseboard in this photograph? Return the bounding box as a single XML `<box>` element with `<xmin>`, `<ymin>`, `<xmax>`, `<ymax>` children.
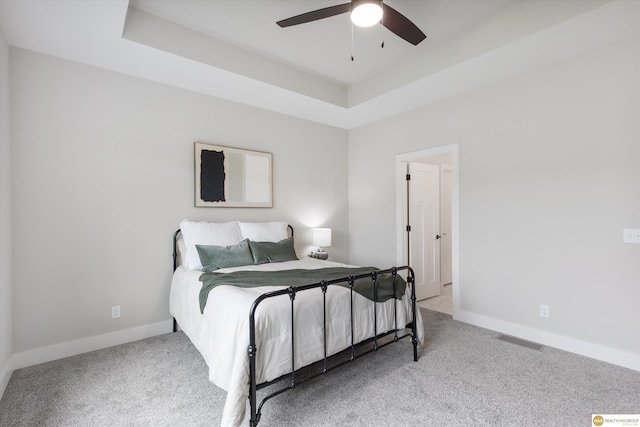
<box><xmin>10</xmin><ymin>319</ymin><xmax>173</xmax><ymax>371</ymax></box>
<box><xmin>0</xmin><ymin>364</ymin><xmax>12</xmax><ymax>400</ymax></box>
<box><xmin>454</xmin><ymin>309</ymin><xmax>640</xmax><ymax>372</ymax></box>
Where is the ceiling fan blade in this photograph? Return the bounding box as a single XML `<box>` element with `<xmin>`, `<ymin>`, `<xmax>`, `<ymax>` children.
<box><xmin>277</xmin><ymin>3</ymin><xmax>352</xmax><ymax>28</ymax></box>
<box><xmin>382</xmin><ymin>3</ymin><xmax>426</xmax><ymax>45</ymax></box>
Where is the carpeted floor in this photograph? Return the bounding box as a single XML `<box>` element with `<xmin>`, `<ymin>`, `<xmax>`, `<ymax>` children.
<box><xmin>1</xmin><ymin>309</ymin><xmax>639</xmax><ymax>426</ymax></box>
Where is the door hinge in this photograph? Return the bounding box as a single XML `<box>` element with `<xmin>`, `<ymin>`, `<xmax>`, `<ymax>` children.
<box><xmin>406</xmin><ymin>174</ymin><xmax>411</xmax><ymax>181</ymax></box>
<box><xmin>406</xmin><ymin>225</ymin><xmax>411</xmax><ymax>232</ymax></box>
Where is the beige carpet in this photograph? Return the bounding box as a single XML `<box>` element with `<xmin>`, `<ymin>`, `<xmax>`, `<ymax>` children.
<box><xmin>2</xmin><ymin>308</ymin><xmax>639</xmax><ymax>426</ymax></box>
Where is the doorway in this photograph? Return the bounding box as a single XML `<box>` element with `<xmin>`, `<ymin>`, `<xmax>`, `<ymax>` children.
<box><xmin>396</xmin><ymin>145</ymin><xmax>458</xmax><ymax>317</ymax></box>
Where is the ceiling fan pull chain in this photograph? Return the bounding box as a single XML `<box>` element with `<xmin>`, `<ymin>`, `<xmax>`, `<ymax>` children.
<box><xmin>351</xmin><ymin>23</ymin><xmax>355</xmax><ymax>61</ymax></box>
<box><xmin>380</xmin><ymin>2</ymin><xmax>385</xmax><ymax>48</ymax></box>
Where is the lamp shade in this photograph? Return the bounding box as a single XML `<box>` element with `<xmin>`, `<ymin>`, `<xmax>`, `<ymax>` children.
<box><xmin>351</xmin><ymin>1</ymin><xmax>383</xmax><ymax>27</ymax></box>
<box><xmin>312</xmin><ymin>228</ymin><xmax>332</xmax><ymax>247</ymax></box>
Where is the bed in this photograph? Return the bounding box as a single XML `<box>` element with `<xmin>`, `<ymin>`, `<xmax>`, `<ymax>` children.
<box><xmin>169</xmin><ymin>220</ymin><xmax>424</xmax><ymax>427</ymax></box>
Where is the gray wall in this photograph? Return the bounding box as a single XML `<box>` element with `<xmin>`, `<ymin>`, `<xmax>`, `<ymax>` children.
<box><xmin>348</xmin><ymin>36</ymin><xmax>640</xmax><ymax>367</ymax></box>
<box><xmin>9</xmin><ymin>48</ymin><xmax>348</xmax><ymax>357</ymax></box>
<box><xmin>0</xmin><ymin>28</ymin><xmax>13</xmax><ymax>395</ymax></box>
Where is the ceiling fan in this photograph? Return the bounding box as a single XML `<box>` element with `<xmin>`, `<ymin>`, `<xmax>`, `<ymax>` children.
<box><xmin>276</xmin><ymin>0</ymin><xmax>426</xmax><ymax>46</ymax></box>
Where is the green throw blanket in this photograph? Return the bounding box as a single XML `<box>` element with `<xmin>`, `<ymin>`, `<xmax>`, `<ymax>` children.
<box><xmin>199</xmin><ymin>267</ymin><xmax>406</xmax><ymax>314</ymax></box>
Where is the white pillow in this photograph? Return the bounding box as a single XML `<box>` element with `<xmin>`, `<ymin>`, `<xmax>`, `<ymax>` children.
<box><xmin>179</xmin><ymin>220</ymin><xmax>243</xmax><ymax>270</ymax></box>
<box><xmin>239</xmin><ymin>221</ymin><xmax>289</xmax><ymax>242</ymax></box>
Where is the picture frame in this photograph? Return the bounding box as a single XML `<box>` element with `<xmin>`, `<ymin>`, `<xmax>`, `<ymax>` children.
<box><xmin>195</xmin><ymin>142</ymin><xmax>273</xmax><ymax>208</ymax></box>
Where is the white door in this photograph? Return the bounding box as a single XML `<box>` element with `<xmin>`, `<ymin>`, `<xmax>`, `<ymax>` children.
<box><xmin>440</xmin><ymin>165</ymin><xmax>452</xmax><ymax>285</ymax></box>
<box><xmin>407</xmin><ymin>162</ymin><xmax>441</xmax><ymax>300</ymax></box>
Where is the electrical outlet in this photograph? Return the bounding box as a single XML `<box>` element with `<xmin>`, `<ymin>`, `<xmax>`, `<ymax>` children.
<box><xmin>539</xmin><ymin>304</ymin><xmax>550</xmax><ymax>318</ymax></box>
<box><xmin>111</xmin><ymin>305</ymin><xmax>121</xmax><ymax>319</ymax></box>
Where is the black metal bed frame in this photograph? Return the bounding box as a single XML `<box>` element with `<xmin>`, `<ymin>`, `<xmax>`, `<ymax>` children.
<box><xmin>172</xmin><ymin>228</ymin><xmax>419</xmax><ymax>426</ymax></box>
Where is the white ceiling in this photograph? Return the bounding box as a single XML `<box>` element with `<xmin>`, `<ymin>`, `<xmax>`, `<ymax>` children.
<box><xmin>129</xmin><ymin>0</ymin><xmax>511</xmax><ymax>86</ymax></box>
<box><xmin>1</xmin><ymin>0</ymin><xmax>638</xmax><ymax>129</ymax></box>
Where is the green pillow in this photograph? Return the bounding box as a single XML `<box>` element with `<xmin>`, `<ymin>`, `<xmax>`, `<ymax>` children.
<box><xmin>248</xmin><ymin>237</ymin><xmax>298</xmax><ymax>264</ymax></box>
<box><xmin>196</xmin><ymin>239</ymin><xmax>254</xmax><ymax>272</ymax></box>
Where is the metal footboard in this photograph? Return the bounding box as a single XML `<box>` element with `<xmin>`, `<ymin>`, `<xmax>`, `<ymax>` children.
<box><xmin>247</xmin><ymin>266</ymin><xmax>418</xmax><ymax>427</ymax></box>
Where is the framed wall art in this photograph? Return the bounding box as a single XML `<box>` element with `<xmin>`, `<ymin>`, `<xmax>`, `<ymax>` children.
<box><xmin>195</xmin><ymin>142</ymin><xmax>272</xmax><ymax>208</ymax></box>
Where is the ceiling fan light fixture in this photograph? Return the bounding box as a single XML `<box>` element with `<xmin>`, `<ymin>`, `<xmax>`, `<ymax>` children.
<box><xmin>277</xmin><ymin>1</ymin><xmax>425</xmax><ymax>46</ymax></box>
<box><xmin>350</xmin><ymin>2</ymin><xmax>383</xmax><ymax>28</ymax></box>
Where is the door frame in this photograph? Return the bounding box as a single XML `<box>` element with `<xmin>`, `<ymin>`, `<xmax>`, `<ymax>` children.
<box><xmin>396</xmin><ymin>144</ymin><xmax>459</xmax><ymax>317</ymax></box>
<box><xmin>439</xmin><ymin>163</ymin><xmax>453</xmax><ymax>287</ymax></box>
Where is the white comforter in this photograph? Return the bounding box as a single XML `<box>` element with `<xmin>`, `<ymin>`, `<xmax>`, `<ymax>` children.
<box><xmin>169</xmin><ymin>257</ymin><xmax>424</xmax><ymax>427</ymax></box>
